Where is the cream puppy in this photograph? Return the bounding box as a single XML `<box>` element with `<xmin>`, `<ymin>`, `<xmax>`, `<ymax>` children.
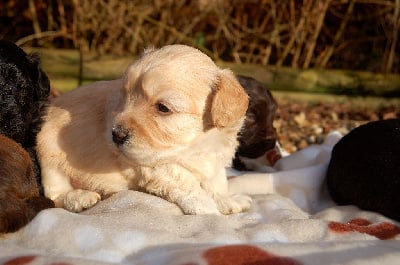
<box><xmin>37</xmin><ymin>45</ymin><xmax>251</xmax><ymax>215</ymax></box>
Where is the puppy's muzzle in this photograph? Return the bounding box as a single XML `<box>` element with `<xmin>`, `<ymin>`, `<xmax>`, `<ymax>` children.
<box><xmin>112</xmin><ymin>125</ymin><xmax>131</xmax><ymax>146</ymax></box>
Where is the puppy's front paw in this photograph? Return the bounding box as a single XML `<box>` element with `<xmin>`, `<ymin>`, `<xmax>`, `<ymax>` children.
<box><xmin>179</xmin><ymin>194</ymin><xmax>220</xmax><ymax>215</ymax></box>
<box><xmin>215</xmin><ymin>194</ymin><xmax>252</xmax><ymax>215</ymax></box>
<box><xmin>63</xmin><ymin>189</ymin><xmax>101</xmax><ymax>212</ymax></box>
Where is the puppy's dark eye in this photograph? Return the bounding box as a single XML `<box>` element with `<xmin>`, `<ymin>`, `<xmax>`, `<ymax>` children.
<box><xmin>157</xmin><ymin>103</ymin><xmax>171</xmax><ymax>114</ymax></box>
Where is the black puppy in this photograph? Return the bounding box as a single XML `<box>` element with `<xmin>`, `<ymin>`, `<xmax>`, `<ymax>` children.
<box><xmin>327</xmin><ymin>119</ymin><xmax>400</xmax><ymax>221</ymax></box>
<box><xmin>233</xmin><ymin>75</ymin><xmax>280</xmax><ymax>171</ymax></box>
<box><xmin>0</xmin><ymin>39</ymin><xmax>54</xmax><ymax>233</ymax></box>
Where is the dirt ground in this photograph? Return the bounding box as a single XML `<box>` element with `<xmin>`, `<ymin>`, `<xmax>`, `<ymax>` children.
<box><xmin>272</xmin><ymin>92</ymin><xmax>400</xmax><ymax>153</ymax></box>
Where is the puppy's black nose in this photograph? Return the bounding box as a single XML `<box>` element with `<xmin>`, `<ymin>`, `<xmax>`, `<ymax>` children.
<box><xmin>112</xmin><ymin>126</ymin><xmax>131</xmax><ymax>146</ymax></box>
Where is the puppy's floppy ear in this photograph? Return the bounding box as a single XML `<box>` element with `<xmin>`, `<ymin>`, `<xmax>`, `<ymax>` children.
<box><xmin>211</xmin><ymin>70</ymin><xmax>249</xmax><ymax>128</ymax></box>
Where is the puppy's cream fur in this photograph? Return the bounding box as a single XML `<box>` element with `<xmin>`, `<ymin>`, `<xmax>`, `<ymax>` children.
<box><xmin>37</xmin><ymin>45</ymin><xmax>251</xmax><ymax>214</ymax></box>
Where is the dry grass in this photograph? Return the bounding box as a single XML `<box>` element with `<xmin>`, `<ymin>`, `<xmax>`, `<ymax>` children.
<box><xmin>9</xmin><ymin>0</ymin><xmax>400</xmax><ymax>73</ymax></box>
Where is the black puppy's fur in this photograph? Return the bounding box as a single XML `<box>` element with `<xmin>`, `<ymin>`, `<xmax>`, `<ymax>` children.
<box><xmin>233</xmin><ymin>75</ymin><xmax>278</xmax><ymax>171</ymax></box>
<box><xmin>0</xmin><ymin>39</ymin><xmax>54</xmax><ymax>233</ymax></box>
<box><xmin>327</xmin><ymin>119</ymin><xmax>400</xmax><ymax>221</ymax></box>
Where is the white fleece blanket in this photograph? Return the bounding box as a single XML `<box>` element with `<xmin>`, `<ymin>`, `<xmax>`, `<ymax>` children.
<box><xmin>1</xmin><ymin>132</ymin><xmax>399</xmax><ymax>265</ymax></box>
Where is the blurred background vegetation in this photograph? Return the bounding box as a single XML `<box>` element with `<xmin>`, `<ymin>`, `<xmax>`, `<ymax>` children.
<box><xmin>1</xmin><ymin>0</ymin><xmax>400</xmax><ymax>96</ymax></box>
<box><xmin>2</xmin><ymin>0</ymin><xmax>399</xmax><ymax>73</ymax></box>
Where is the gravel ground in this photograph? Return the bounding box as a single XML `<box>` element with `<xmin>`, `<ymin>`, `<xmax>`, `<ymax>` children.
<box><xmin>272</xmin><ymin>92</ymin><xmax>400</xmax><ymax>153</ymax></box>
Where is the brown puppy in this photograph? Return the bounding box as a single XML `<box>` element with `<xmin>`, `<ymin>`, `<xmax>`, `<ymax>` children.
<box><xmin>233</xmin><ymin>75</ymin><xmax>281</xmax><ymax>171</ymax></box>
<box><xmin>37</xmin><ymin>45</ymin><xmax>251</xmax><ymax>215</ymax></box>
<box><xmin>0</xmin><ymin>135</ymin><xmax>54</xmax><ymax>233</ymax></box>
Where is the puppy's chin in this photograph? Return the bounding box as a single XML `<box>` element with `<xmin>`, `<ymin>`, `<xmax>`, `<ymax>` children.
<box><xmin>115</xmin><ymin>143</ymin><xmax>187</xmax><ymax>167</ymax></box>
<box><xmin>109</xmin><ymin>115</ymin><xmax>205</xmax><ymax>166</ymax></box>
<box><xmin>108</xmin><ymin>128</ymin><xmax>192</xmax><ymax>166</ymax></box>
<box><xmin>110</xmin><ymin>126</ymin><xmax>229</xmax><ymax>168</ymax></box>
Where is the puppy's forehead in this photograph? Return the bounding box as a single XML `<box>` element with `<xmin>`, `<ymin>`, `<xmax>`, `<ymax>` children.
<box><xmin>139</xmin><ymin>45</ymin><xmax>215</xmax><ymax>69</ymax></box>
<box><xmin>125</xmin><ymin>45</ymin><xmax>219</xmax><ymax>93</ymax></box>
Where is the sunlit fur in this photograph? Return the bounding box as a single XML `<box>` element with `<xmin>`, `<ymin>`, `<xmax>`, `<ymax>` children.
<box><xmin>37</xmin><ymin>45</ymin><xmax>251</xmax><ymax>214</ymax></box>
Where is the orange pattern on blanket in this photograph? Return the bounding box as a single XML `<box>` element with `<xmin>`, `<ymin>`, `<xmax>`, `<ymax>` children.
<box><xmin>203</xmin><ymin>244</ymin><xmax>301</xmax><ymax>265</ymax></box>
<box><xmin>329</xmin><ymin>218</ymin><xmax>400</xmax><ymax>240</ymax></box>
<box><xmin>3</xmin><ymin>256</ymin><xmax>71</xmax><ymax>265</ymax></box>
<box><xmin>4</xmin><ymin>256</ymin><xmax>36</xmax><ymax>265</ymax></box>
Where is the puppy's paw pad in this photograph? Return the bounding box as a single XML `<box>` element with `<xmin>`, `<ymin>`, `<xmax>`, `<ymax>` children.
<box><xmin>215</xmin><ymin>194</ymin><xmax>252</xmax><ymax>215</ymax></box>
<box><xmin>64</xmin><ymin>189</ymin><xmax>101</xmax><ymax>212</ymax></box>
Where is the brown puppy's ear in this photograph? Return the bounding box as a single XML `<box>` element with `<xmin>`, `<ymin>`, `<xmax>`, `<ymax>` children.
<box><xmin>211</xmin><ymin>70</ymin><xmax>249</xmax><ymax>128</ymax></box>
